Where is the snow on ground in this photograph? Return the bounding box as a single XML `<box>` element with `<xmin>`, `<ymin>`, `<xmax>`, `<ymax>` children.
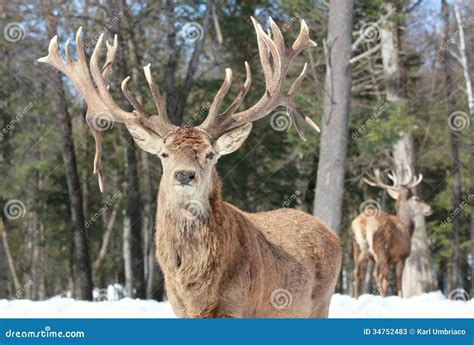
<box><xmin>0</xmin><ymin>291</ymin><xmax>472</xmax><ymax>318</ymax></box>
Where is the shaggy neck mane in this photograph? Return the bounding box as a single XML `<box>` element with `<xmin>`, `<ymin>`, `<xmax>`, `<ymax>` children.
<box><xmin>156</xmin><ymin>168</ymin><xmax>236</xmax><ymax>240</ymax></box>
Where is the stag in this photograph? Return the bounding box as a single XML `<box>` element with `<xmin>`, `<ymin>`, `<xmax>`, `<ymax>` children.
<box><xmin>39</xmin><ymin>17</ymin><xmax>341</xmax><ymax>318</ymax></box>
<box><xmin>352</xmin><ymin>168</ymin><xmax>432</xmax><ymax>298</ymax></box>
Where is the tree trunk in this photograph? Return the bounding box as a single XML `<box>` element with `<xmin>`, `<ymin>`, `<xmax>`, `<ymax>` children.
<box><xmin>452</xmin><ymin>0</ymin><xmax>474</xmax><ymax>296</ymax></box>
<box><xmin>125</xmin><ymin>25</ymin><xmax>165</xmax><ymax>301</ymax></box>
<box><xmin>379</xmin><ymin>3</ymin><xmax>434</xmax><ymax>297</ymax></box>
<box><xmin>107</xmin><ymin>0</ymin><xmax>145</xmax><ymax>298</ymax></box>
<box><xmin>0</xmin><ymin>221</ymin><xmax>8</xmax><ymax>298</ymax></box>
<box><xmin>167</xmin><ymin>2</ymin><xmax>211</xmax><ymax>125</ymax></box>
<box><xmin>313</xmin><ymin>0</ymin><xmax>353</xmax><ymax>234</ymax></box>
<box><xmin>0</xmin><ymin>216</ymin><xmax>20</xmax><ymax>298</ymax></box>
<box><xmin>442</xmin><ymin>0</ymin><xmax>463</xmax><ymax>293</ymax></box>
<box><xmin>43</xmin><ymin>8</ymin><xmax>93</xmax><ymax>300</ymax></box>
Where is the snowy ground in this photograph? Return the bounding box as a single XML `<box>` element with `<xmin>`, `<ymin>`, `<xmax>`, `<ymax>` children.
<box><xmin>0</xmin><ymin>291</ymin><xmax>472</xmax><ymax>318</ymax></box>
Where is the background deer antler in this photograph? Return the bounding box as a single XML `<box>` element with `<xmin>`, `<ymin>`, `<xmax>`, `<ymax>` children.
<box><xmin>363</xmin><ymin>167</ymin><xmax>423</xmax><ymax>191</ymax></box>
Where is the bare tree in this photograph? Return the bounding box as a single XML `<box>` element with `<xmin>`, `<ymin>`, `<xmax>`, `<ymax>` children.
<box><xmin>313</xmin><ymin>0</ymin><xmax>353</xmax><ymax>234</ymax></box>
<box><xmin>106</xmin><ymin>0</ymin><xmax>145</xmax><ymax>299</ymax></box>
<box><xmin>41</xmin><ymin>5</ymin><xmax>93</xmax><ymax>300</ymax></box>
<box><xmin>378</xmin><ymin>3</ymin><xmax>434</xmax><ymax>296</ymax></box>
<box><xmin>450</xmin><ymin>0</ymin><xmax>474</xmax><ymax>295</ymax></box>
<box><xmin>442</xmin><ymin>0</ymin><xmax>463</xmax><ymax>294</ymax></box>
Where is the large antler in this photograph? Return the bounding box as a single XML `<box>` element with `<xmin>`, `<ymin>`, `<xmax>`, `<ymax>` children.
<box><xmin>363</xmin><ymin>167</ymin><xmax>423</xmax><ymax>191</ymax></box>
<box><xmin>363</xmin><ymin>169</ymin><xmax>399</xmax><ymax>191</ymax></box>
<box><xmin>198</xmin><ymin>17</ymin><xmax>319</xmax><ymax>140</ymax></box>
<box><xmin>38</xmin><ymin>28</ymin><xmax>176</xmax><ymax>192</ymax></box>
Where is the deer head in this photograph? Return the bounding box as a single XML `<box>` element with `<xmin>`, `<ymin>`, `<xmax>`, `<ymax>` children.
<box><xmin>38</xmin><ymin>17</ymin><xmax>318</xmax><ymax>206</ymax></box>
<box><xmin>363</xmin><ymin>167</ymin><xmax>432</xmax><ymax>229</ymax></box>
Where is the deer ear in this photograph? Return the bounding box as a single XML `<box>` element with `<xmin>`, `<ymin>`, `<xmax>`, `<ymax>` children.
<box><xmin>214</xmin><ymin>123</ymin><xmax>253</xmax><ymax>156</ymax></box>
<box><xmin>125</xmin><ymin>120</ymin><xmax>163</xmax><ymax>155</ymax></box>
<box><xmin>387</xmin><ymin>189</ymin><xmax>400</xmax><ymax>200</ymax></box>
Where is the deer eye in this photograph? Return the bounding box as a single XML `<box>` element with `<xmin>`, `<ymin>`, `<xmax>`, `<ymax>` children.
<box><xmin>206</xmin><ymin>152</ymin><xmax>215</xmax><ymax>160</ymax></box>
<box><xmin>161</xmin><ymin>152</ymin><xmax>169</xmax><ymax>158</ymax></box>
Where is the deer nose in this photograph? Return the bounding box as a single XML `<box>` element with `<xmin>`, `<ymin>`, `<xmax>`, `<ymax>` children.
<box><xmin>175</xmin><ymin>170</ymin><xmax>196</xmax><ymax>185</ymax></box>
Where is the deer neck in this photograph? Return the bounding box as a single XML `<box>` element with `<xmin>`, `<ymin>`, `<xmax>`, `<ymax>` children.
<box><xmin>156</xmin><ymin>171</ymin><xmax>239</xmax><ymax>290</ymax></box>
<box><xmin>396</xmin><ymin>200</ymin><xmax>414</xmax><ymax>236</ymax></box>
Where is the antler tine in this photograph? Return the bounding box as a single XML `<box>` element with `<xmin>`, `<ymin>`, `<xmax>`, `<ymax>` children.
<box><xmin>221</xmin><ymin>62</ymin><xmax>252</xmax><ymax>117</ymax></box>
<box><xmin>121</xmin><ymin>77</ymin><xmax>152</xmax><ymax>117</ymax></box>
<box><xmin>363</xmin><ymin>168</ymin><xmax>398</xmax><ymax>190</ymax></box>
<box><xmin>407</xmin><ymin>173</ymin><xmax>423</xmax><ymax>188</ymax></box>
<box><xmin>143</xmin><ymin>64</ymin><xmax>177</xmax><ymax>136</ymax></box>
<box><xmin>230</xmin><ymin>18</ymin><xmax>317</xmax><ymax>128</ymax></box>
<box><xmin>39</xmin><ymin>28</ymin><xmax>136</xmax><ymax>192</ymax></box>
<box><xmin>102</xmin><ymin>36</ymin><xmax>119</xmax><ymax>83</ymax></box>
<box><xmin>269</xmin><ymin>17</ymin><xmax>285</xmax><ymax>56</ymax></box>
<box><xmin>387</xmin><ymin>169</ymin><xmax>398</xmax><ymax>185</ymax></box>
<box><xmin>89</xmin><ymin>33</ymin><xmax>134</xmax><ymax>122</ymax></box>
<box><xmin>198</xmin><ymin>17</ymin><xmax>317</xmax><ymax>139</ymax></box>
<box><xmin>198</xmin><ymin>62</ymin><xmax>252</xmax><ymax>138</ymax></box>
<box><xmin>291</xmin><ymin>19</ymin><xmax>317</xmax><ymax>58</ymax></box>
<box><xmin>199</xmin><ymin>68</ymin><xmax>233</xmax><ymax>130</ymax></box>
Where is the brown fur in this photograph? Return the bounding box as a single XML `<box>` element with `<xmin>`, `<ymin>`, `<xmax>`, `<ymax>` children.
<box><xmin>154</xmin><ymin>130</ymin><xmax>342</xmax><ymax>318</ymax></box>
<box><xmin>351</xmin><ymin>211</ymin><xmax>410</xmax><ymax>297</ymax></box>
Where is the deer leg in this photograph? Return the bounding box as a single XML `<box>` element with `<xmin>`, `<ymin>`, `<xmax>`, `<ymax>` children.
<box><xmin>372</xmin><ymin>256</ymin><xmax>389</xmax><ymax>297</ymax></box>
<box><xmin>396</xmin><ymin>260</ymin><xmax>405</xmax><ymax>297</ymax></box>
<box><xmin>353</xmin><ymin>243</ymin><xmax>368</xmax><ymax>298</ymax></box>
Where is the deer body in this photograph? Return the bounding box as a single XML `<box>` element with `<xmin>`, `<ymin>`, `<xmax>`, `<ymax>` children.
<box><xmin>352</xmin><ymin>169</ymin><xmax>432</xmax><ymax>298</ymax></box>
<box><xmin>39</xmin><ymin>17</ymin><xmax>341</xmax><ymax>317</ymax></box>
<box><xmin>155</xmin><ymin>134</ymin><xmax>341</xmax><ymax>318</ymax></box>
<box><xmin>352</xmin><ymin>211</ymin><xmax>410</xmax><ymax>297</ymax></box>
